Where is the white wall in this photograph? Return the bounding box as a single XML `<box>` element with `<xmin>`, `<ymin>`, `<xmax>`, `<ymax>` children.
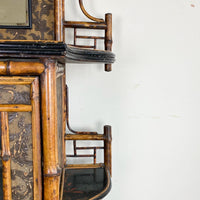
<box><xmin>65</xmin><ymin>0</ymin><xmax>200</xmax><ymax>199</ymax></box>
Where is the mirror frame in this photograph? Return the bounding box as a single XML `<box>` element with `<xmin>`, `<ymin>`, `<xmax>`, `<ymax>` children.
<box><xmin>0</xmin><ymin>0</ymin><xmax>32</xmax><ymax>29</ymax></box>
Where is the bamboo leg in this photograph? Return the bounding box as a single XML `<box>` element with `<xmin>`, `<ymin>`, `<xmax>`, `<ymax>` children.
<box><xmin>1</xmin><ymin>112</ymin><xmax>12</xmax><ymax>200</ymax></box>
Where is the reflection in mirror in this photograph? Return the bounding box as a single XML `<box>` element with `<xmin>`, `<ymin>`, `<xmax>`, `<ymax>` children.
<box><xmin>0</xmin><ymin>120</ymin><xmax>3</xmax><ymax>198</ymax></box>
<box><xmin>0</xmin><ymin>0</ymin><xmax>31</xmax><ymax>28</ymax></box>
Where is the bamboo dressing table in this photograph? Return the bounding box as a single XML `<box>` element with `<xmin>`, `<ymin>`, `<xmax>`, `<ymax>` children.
<box><xmin>0</xmin><ymin>0</ymin><xmax>115</xmax><ymax>200</ymax></box>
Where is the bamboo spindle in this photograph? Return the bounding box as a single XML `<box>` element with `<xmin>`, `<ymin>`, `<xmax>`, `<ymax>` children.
<box><xmin>31</xmin><ymin>78</ymin><xmax>42</xmax><ymax>200</ymax></box>
<box><xmin>1</xmin><ymin>112</ymin><xmax>12</xmax><ymax>200</ymax></box>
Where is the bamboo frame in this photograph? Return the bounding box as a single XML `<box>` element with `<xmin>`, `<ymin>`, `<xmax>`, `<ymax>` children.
<box><xmin>1</xmin><ymin>112</ymin><xmax>12</xmax><ymax>200</ymax></box>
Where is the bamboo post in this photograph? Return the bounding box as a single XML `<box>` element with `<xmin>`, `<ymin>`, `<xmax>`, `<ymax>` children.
<box><xmin>104</xmin><ymin>125</ymin><xmax>112</xmax><ymax>176</ymax></box>
<box><xmin>31</xmin><ymin>78</ymin><xmax>42</xmax><ymax>200</ymax></box>
<box><xmin>105</xmin><ymin>13</ymin><xmax>113</xmax><ymax>72</ymax></box>
<box><xmin>1</xmin><ymin>112</ymin><xmax>12</xmax><ymax>200</ymax></box>
<box><xmin>41</xmin><ymin>59</ymin><xmax>60</xmax><ymax>200</ymax></box>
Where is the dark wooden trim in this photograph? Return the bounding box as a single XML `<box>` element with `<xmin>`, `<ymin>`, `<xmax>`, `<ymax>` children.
<box><xmin>0</xmin><ymin>41</ymin><xmax>66</xmax><ymax>55</ymax></box>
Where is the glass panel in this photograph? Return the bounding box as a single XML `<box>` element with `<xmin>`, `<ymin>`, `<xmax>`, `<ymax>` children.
<box><xmin>0</xmin><ymin>0</ymin><xmax>31</xmax><ymax>27</ymax></box>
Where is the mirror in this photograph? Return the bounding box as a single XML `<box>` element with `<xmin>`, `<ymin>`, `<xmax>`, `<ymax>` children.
<box><xmin>0</xmin><ymin>0</ymin><xmax>31</xmax><ymax>28</ymax></box>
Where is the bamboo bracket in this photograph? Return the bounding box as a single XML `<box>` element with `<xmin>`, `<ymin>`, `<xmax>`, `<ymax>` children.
<box><xmin>78</xmin><ymin>0</ymin><xmax>104</xmax><ymax>22</ymax></box>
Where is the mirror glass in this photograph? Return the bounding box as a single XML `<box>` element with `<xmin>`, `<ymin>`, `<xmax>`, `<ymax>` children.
<box><xmin>0</xmin><ymin>0</ymin><xmax>31</xmax><ymax>28</ymax></box>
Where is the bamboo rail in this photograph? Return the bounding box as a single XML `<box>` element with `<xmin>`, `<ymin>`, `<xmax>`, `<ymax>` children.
<box><xmin>65</xmin><ymin>134</ymin><xmax>105</xmax><ymax>140</ymax></box>
<box><xmin>65</xmin><ymin>163</ymin><xmax>104</xmax><ymax>169</ymax></box>
<box><xmin>0</xmin><ymin>105</ymin><xmax>32</xmax><ymax>112</ymax></box>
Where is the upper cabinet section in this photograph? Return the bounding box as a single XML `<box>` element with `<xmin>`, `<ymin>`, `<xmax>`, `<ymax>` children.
<box><xmin>0</xmin><ymin>0</ymin><xmax>55</xmax><ymax>40</ymax></box>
